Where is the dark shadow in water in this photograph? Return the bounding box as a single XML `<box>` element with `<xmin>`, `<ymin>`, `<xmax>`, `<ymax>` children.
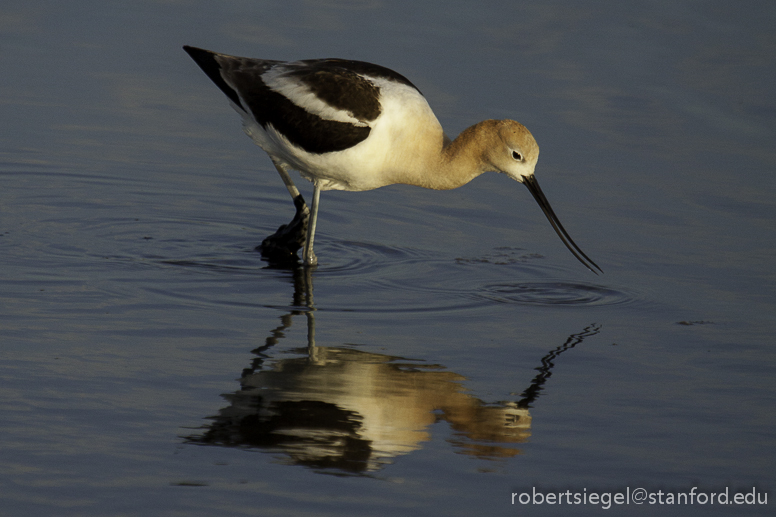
<box><xmin>182</xmin><ymin>264</ymin><xmax>601</xmax><ymax>475</ymax></box>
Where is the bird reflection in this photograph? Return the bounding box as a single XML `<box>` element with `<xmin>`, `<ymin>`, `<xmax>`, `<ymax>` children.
<box><xmin>183</xmin><ymin>264</ymin><xmax>600</xmax><ymax>474</ymax></box>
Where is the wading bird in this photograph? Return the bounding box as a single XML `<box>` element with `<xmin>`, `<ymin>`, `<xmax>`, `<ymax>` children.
<box><xmin>183</xmin><ymin>46</ymin><xmax>601</xmax><ymax>273</ymax></box>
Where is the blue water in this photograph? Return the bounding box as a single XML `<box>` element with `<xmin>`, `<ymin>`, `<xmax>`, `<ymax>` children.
<box><xmin>1</xmin><ymin>1</ymin><xmax>774</xmax><ymax>515</ymax></box>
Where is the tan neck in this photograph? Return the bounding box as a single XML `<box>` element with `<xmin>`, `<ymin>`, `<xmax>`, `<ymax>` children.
<box><xmin>396</xmin><ymin>120</ymin><xmax>498</xmax><ymax>191</ymax></box>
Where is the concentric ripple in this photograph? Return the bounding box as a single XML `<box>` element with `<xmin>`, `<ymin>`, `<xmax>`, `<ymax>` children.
<box><xmin>316</xmin><ymin>240</ymin><xmax>434</xmax><ymax>276</ymax></box>
<box><xmin>477</xmin><ymin>282</ymin><xmax>633</xmax><ymax>307</ymax></box>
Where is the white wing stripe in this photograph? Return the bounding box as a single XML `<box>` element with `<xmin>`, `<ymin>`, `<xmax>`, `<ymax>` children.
<box><xmin>265</xmin><ymin>74</ymin><xmax>369</xmax><ymax>126</ymax></box>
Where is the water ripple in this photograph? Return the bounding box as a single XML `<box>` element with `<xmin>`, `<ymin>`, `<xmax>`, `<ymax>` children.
<box><xmin>476</xmin><ymin>282</ymin><xmax>633</xmax><ymax>307</ymax></box>
<box><xmin>127</xmin><ymin>238</ymin><xmax>637</xmax><ymax>313</ymax></box>
<box><xmin>316</xmin><ymin>240</ymin><xmax>435</xmax><ymax>276</ymax></box>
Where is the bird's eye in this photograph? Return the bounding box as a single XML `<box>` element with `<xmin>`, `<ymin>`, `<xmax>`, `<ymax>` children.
<box><xmin>512</xmin><ymin>150</ymin><xmax>523</xmax><ymax>161</ymax></box>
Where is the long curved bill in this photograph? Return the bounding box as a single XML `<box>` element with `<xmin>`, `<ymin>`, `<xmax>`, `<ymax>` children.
<box><xmin>522</xmin><ymin>175</ymin><xmax>602</xmax><ymax>274</ymax></box>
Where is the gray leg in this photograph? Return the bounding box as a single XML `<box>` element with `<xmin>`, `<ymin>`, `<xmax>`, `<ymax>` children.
<box><xmin>258</xmin><ymin>159</ymin><xmax>311</xmax><ymax>260</ymax></box>
<box><xmin>303</xmin><ymin>183</ymin><xmax>321</xmax><ymax>267</ymax></box>
<box><xmin>271</xmin><ymin>158</ymin><xmax>304</xmax><ymax>202</ymax></box>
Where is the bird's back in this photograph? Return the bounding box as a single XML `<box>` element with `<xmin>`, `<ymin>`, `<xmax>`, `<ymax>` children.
<box><xmin>184</xmin><ymin>47</ymin><xmax>420</xmax><ymax>154</ymax></box>
<box><xmin>184</xmin><ymin>46</ymin><xmax>447</xmax><ymax>191</ymax></box>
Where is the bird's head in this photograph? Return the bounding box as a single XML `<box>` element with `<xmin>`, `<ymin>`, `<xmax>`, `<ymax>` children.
<box><xmin>485</xmin><ymin>120</ymin><xmax>540</xmax><ymax>182</ymax></box>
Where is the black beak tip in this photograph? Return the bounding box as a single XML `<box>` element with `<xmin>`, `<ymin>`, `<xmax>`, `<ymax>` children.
<box><xmin>522</xmin><ymin>176</ymin><xmax>602</xmax><ymax>274</ymax></box>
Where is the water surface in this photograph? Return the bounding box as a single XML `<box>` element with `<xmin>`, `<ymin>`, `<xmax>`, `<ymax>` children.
<box><xmin>1</xmin><ymin>1</ymin><xmax>774</xmax><ymax>515</ymax></box>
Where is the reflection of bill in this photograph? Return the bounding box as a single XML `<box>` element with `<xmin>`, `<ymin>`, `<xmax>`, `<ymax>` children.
<box><xmin>183</xmin><ymin>267</ymin><xmax>601</xmax><ymax>474</ymax></box>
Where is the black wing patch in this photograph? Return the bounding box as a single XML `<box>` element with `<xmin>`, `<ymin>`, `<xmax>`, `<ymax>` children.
<box><xmin>184</xmin><ymin>47</ymin><xmax>418</xmax><ymax>154</ymax></box>
<box><xmin>183</xmin><ymin>46</ymin><xmax>268</xmax><ymax>112</ymax></box>
<box><xmin>237</xmin><ymin>78</ymin><xmax>372</xmax><ymax>154</ymax></box>
<box><xmin>285</xmin><ymin>65</ymin><xmax>381</xmax><ymax>122</ymax></box>
<box><xmin>303</xmin><ymin>59</ymin><xmax>419</xmax><ymax>92</ymax></box>
<box><xmin>285</xmin><ymin>59</ymin><xmax>420</xmax><ymax>121</ymax></box>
